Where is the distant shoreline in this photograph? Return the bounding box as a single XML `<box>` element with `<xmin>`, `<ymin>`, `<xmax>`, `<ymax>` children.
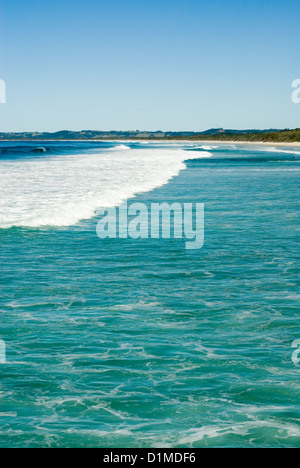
<box><xmin>185</xmin><ymin>140</ymin><xmax>300</xmax><ymax>147</ymax></box>
<box><xmin>1</xmin><ymin>128</ymin><xmax>300</xmax><ymax>145</ymax></box>
<box><xmin>0</xmin><ymin>139</ymin><xmax>300</xmax><ymax>147</ymax></box>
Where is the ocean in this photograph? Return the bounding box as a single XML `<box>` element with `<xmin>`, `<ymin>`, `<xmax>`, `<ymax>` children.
<box><xmin>0</xmin><ymin>141</ymin><xmax>299</xmax><ymax>447</ymax></box>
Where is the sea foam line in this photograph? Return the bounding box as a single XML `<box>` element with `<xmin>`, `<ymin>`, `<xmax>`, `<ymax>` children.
<box><xmin>0</xmin><ymin>148</ymin><xmax>211</xmax><ymax>228</ymax></box>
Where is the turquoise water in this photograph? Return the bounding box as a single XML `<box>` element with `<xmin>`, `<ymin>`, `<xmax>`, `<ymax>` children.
<box><xmin>0</xmin><ymin>141</ymin><xmax>299</xmax><ymax>447</ymax></box>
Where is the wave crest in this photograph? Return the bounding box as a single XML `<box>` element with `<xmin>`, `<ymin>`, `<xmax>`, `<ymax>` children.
<box><xmin>0</xmin><ymin>148</ymin><xmax>211</xmax><ymax>228</ymax></box>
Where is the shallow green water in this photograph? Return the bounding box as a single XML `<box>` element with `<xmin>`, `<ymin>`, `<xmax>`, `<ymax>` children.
<box><xmin>0</xmin><ymin>142</ymin><xmax>299</xmax><ymax>447</ymax></box>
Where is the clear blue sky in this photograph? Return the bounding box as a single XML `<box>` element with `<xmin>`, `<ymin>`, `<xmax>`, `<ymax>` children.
<box><xmin>0</xmin><ymin>0</ymin><xmax>299</xmax><ymax>132</ymax></box>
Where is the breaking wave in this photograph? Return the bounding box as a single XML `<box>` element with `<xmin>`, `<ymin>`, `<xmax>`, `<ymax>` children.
<box><xmin>0</xmin><ymin>147</ymin><xmax>211</xmax><ymax>228</ymax></box>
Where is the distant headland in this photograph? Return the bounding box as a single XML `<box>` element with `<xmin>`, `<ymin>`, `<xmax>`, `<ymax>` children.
<box><xmin>0</xmin><ymin>128</ymin><xmax>299</xmax><ymax>143</ymax></box>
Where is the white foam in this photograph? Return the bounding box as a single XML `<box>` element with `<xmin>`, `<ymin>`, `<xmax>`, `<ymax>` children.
<box><xmin>0</xmin><ymin>148</ymin><xmax>211</xmax><ymax>228</ymax></box>
<box><xmin>263</xmin><ymin>147</ymin><xmax>300</xmax><ymax>156</ymax></box>
<box><xmin>199</xmin><ymin>145</ymin><xmax>217</xmax><ymax>150</ymax></box>
<box><xmin>178</xmin><ymin>420</ymin><xmax>300</xmax><ymax>444</ymax></box>
<box><xmin>113</xmin><ymin>144</ymin><xmax>131</xmax><ymax>151</ymax></box>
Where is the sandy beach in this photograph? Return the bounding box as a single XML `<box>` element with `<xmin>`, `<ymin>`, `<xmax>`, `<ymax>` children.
<box><xmin>1</xmin><ymin>139</ymin><xmax>300</xmax><ymax>148</ymax></box>
<box><xmin>188</xmin><ymin>140</ymin><xmax>300</xmax><ymax>147</ymax></box>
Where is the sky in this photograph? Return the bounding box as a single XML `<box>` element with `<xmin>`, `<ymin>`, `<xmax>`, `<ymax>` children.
<box><xmin>0</xmin><ymin>0</ymin><xmax>299</xmax><ymax>132</ymax></box>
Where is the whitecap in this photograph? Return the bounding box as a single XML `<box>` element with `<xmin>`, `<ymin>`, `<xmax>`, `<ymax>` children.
<box><xmin>113</xmin><ymin>144</ymin><xmax>131</xmax><ymax>151</ymax></box>
<box><xmin>0</xmin><ymin>148</ymin><xmax>211</xmax><ymax>228</ymax></box>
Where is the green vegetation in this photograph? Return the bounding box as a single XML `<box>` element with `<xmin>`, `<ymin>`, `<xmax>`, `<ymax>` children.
<box><xmin>174</xmin><ymin>128</ymin><xmax>300</xmax><ymax>143</ymax></box>
<box><xmin>0</xmin><ymin>128</ymin><xmax>299</xmax><ymax>142</ymax></box>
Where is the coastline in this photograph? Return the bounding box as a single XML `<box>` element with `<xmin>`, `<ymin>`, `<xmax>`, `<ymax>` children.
<box><xmin>187</xmin><ymin>140</ymin><xmax>300</xmax><ymax>147</ymax></box>
<box><xmin>192</xmin><ymin>140</ymin><xmax>300</xmax><ymax>147</ymax></box>
<box><xmin>0</xmin><ymin>139</ymin><xmax>300</xmax><ymax>148</ymax></box>
<box><xmin>149</xmin><ymin>140</ymin><xmax>300</xmax><ymax>147</ymax></box>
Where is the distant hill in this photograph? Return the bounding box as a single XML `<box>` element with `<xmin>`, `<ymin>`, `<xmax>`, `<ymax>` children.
<box><xmin>0</xmin><ymin>128</ymin><xmax>299</xmax><ymax>142</ymax></box>
<box><xmin>169</xmin><ymin>128</ymin><xmax>300</xmax><ymax>142</ymax></box>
